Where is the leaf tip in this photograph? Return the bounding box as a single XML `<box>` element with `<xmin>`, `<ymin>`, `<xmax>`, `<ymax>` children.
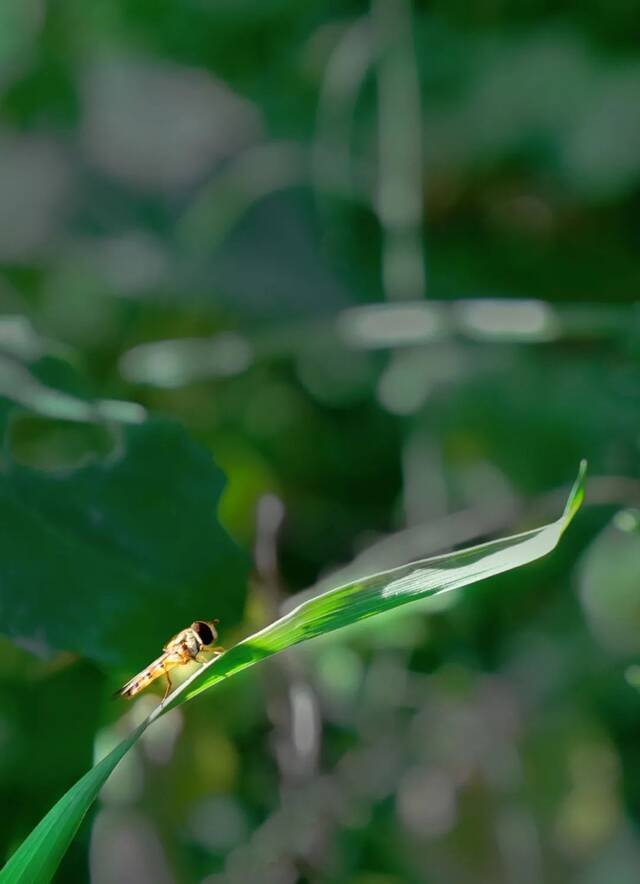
<box><xmin>562</xmin><ymin>460</ymin><xmax>588</xmax><ymax>525</ymax></box>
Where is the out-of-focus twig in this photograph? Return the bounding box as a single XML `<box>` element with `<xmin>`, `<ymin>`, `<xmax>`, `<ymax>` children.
<box><xmin>374</xmin><ymin>0</ymin><xmax>426</xmax><ymax>301</ymax></box>
<box><xmin>254</xmin><ymin>494</ymin><xmax>321</xmax><ymax>785</ymax></box>
<box><xmin>312</xmin><ymin>15</ymin><xmax>376</xmax><ymax>204</ymax></box>
<box><xmin>214</xmin><ymin>496</ymin><xmax>331</xmax><ymax>882</ymax></box>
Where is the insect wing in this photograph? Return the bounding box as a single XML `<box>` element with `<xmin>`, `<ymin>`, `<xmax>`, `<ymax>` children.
<box><xmin>163</xmin><ymin>629</ymin><xmax>191</xmax><ymax>653</ymax></box>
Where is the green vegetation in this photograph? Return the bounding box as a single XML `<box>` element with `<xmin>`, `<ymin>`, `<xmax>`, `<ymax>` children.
<box><xmin>0</xmin><ymin>466</ymin><xmax>585</xmax><ymax>883</ymax></box>
<box><xmin>0</xmin><ymin>1</ymin><xmax>639</xmax><ymax>882</ymax></box>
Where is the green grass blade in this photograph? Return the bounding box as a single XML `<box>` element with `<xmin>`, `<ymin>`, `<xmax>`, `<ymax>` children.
<box><xmin>1</xmin><ymin>462</ymin><xmax>586</xmax><ymax>883</ymax></box>
<box><xmin>169</xmin><ymin>460</ymin><xmax>587</xmax><ymax>707</ymax></box>
<box><xmin>0</xmin><ymin>724</ymin><xmax>146</xmax><ymax>884</ymax></box>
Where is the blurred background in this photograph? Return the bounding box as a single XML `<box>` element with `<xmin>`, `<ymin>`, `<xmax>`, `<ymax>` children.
<box><xmin>1</xmin><ymin>1</ymin><xmax>640</xmax><ymax>882</ymax></box>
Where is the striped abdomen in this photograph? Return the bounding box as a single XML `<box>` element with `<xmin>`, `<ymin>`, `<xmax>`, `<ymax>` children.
<box><xmin>117</xmin><ymin>652</ymin><xmax>178</xmax><ymax>699</ymax></box>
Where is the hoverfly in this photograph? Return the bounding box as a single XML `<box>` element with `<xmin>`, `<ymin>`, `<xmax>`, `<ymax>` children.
<box><xmin>116</xmin><ymin>619</ymin><xmax>223</xmax><ymax>701</ymax></box>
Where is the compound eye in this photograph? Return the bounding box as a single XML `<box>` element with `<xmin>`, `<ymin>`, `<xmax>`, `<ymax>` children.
<box><xmin>192</xmin><ymin>621</ymin><xmax>214</xmax><ymax>645</ymax></box>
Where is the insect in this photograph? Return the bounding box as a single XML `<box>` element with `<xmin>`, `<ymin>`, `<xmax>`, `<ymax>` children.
<box><xmin>116</xmin><ymin>619</ymin><xmax>223</xmax><ymax>701</ymax></box>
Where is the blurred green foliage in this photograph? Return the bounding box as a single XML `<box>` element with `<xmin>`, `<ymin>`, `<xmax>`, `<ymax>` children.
<box><xmin>0</xmin><ymin>0</ymin><xmax>639</xmax><ymax>882</ymax></box>
<box><xmin>1</xmin><ymin>472</ymin><xmax>583</xmax><ymax>884</ymax></box>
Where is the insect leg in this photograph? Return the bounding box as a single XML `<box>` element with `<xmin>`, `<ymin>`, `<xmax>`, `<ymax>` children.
<box><xmin>196</xmin><ymin>645</ymin><xmax>224</xmax><ymax>662</ymax></box>
<box><xmin>162</xmin><ymin>668</ymin><xmax>173</xmax><ymax>701</ymax></box>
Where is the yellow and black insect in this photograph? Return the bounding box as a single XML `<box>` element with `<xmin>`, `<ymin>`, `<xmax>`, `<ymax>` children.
<box><xmin>116</xmin><ymin>619</ymin><xmax>223</xmax><ymax>701</ymax></box>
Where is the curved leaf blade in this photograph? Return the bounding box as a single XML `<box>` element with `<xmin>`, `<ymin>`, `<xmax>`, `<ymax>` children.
<box><xmin>0</xmin><ymin>725</ymin><xmax>146</xmax><ymax>884</ymax></box>
<box><xmin>171</xmin><ymin>460</ymin><xmax>587</xmax><ymax>706</ymax></box>
<box><xmin>1</xmin><ymin>462</ymin><xmax>586</xmax><ymax>883</ymax></box>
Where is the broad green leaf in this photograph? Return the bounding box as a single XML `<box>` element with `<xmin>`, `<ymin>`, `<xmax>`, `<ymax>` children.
<box><xmin>0</xmin><ymin>462</ymin><xmax>586</xmax><ymax>884</ymax></box>
<box><xmin>0</xmin><ymin>418</ymin><xmax>248</xmax><ymax>669</ymax></box>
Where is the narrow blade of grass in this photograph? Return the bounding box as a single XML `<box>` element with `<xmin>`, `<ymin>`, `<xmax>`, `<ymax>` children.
<box><xmin>166</xmin><ymin>461</ymin><xmax>586</xmax><ymax>708</ymax></box>
<box><xmin>0</xmin><ymin>462</ymin><xmax>586</xmax><ymax>884</ymax></box>
<box><xmin>0</xmin><ymin>725</ymin><xmax>146</xmax><ymax>884</ymax></box>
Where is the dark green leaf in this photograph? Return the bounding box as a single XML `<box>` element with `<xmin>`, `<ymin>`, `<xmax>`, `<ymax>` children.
<box><xmin>0</xmin><ymin>419</ymin><xmax>248</xmax><ymax>669</ymax></box>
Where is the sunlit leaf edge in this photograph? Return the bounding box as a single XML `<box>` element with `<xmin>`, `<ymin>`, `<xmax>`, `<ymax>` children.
<box><xmin>164</xmin><ymin>460</ymin><xmax>587</xmax><ymax>710</ymax></box>
<box><xmin>0</xmin><ymin>461</ymin><xmax>586</xmax><ymax>884</ymax></box>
